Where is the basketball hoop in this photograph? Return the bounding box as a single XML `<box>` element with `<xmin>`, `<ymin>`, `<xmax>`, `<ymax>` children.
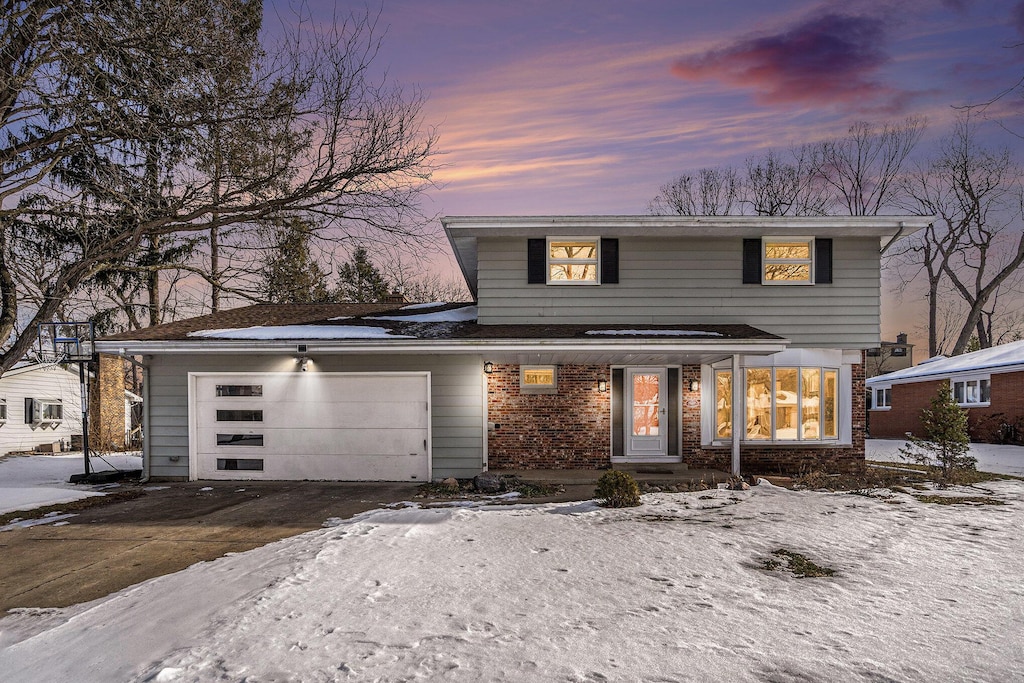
<box><xmin>37</xmin><ymin>321</ymin><xmax>95</xmax><ymax>363</ymax></box>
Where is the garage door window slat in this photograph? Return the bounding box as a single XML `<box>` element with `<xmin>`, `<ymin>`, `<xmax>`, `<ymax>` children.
<box><xmin>216</xmin><ymin>433</ymin><xmax>264</xmax><ymax>446</ymax></box>
<box><xmin>215</xmin><ymin>384</ymin><xmax>263</xmax><ymax>397</ymax></box>
<box><xmin>217</xmin><ymin>458</ymin><xmax>264</xmax><ymax>471</ymax></box>
<box><xmin>216</xmin><ymin>409</ymin><xmax>263</xmax><ymax>422</ymax></box>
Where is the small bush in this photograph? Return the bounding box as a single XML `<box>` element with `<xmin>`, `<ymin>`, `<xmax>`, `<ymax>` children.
<box><xmin>595</xmin><ymin>470</ymin><xmax>641</xmax><ymax>508</ymax></box>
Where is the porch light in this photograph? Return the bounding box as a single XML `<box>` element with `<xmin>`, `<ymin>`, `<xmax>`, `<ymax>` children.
<box><xmin>297</xmin><ymin>356</ymin><xmax>309</xmax><ymax>372</ymax></box>
<box><xmin>597</xmin><ymin>379</ymin><xmax>608</xmax><ymax>392</ymax></box>
<box><xmin>690</xmin><ymin>379</ymin><xmax>700</xmax><ymax>392</ymax></box>
<box><xmin>483</xmin><ymin>361</ymin><xmax>494</xmax><ymax>374</ymax></box>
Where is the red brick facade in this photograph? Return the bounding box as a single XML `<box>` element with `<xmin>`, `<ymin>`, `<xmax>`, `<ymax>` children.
<box><xmin>869</xmin><ymin>371</ymin><xmax>1024</xmax><ymax>443</ymax></box>
<box><xmin>488</xmin><ymin>359</ymin><xmax>868</xmax><ymax>474</ymax></box>
<box><xmin>486</xmin><ymin>363</ymin><xmax>612</xmax><ymax>469</ymax></box>
<box><xmin>89</xmin><ymin>353</ymin><xmax>129</xmax><ymax>451</ymax></box>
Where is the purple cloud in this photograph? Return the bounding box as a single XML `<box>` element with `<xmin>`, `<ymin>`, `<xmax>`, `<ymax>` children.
<box><xmin>672</xmin><ymin>14</ymin><xmax>895</xmax><ymax>108</ymax></box>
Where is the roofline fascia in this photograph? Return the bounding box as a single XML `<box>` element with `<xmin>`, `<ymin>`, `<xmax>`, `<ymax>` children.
<box><xmin>866</xmin><ymin>362</ymin><xmax>1024</xmax><ymax>385</ymax></box>
<box><xmin>441</xmin><ymin>215</ymin><xmax>936</xmax><ymax>234</ymax></box>
<box><xmin>96</xmin><ymin>338</ymin><xmax>791</xmax><ymax>356</ymax></box>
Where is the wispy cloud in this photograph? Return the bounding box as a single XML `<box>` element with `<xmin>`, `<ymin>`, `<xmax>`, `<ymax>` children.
<box><xmin>671</xmin><ymin>13</ymin><xmax>902</xmax><ymax>110</ymax></box>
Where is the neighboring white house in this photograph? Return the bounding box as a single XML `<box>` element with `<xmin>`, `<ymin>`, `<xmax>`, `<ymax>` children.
<box><xmin>0</xmin><ymin>363</ymin><xmax>84</xmax><ymax>456</ymax></box>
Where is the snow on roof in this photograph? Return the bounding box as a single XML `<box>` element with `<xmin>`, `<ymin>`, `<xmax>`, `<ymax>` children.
<box><xmin>400</xmin><ymin>301</ymin><xmax>448</xmax><ymax>310</ymax></box>
<box><xmin>585</xmin><ymin>329</ymin><xmax>724</xmax><ymax>337</ymax></box>
<box><xmin>867</xmin><ymin>339</ymin><xmax>1024</xmax><ymax>384</ymax></box>
<box><xmin>187</xmin><ymin>325</ymin><xmax>414</xmax><ymax>340</ymax></box>
<box><xmin>367</xmin><ymin>305</ymin><xmax>478</xmax><ymax>323</ymax></box>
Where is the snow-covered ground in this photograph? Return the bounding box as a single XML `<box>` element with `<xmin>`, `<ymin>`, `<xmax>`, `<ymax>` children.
<box><xmin>0</xmin><ymin>452</ymin><xmax>142</xmax><ymax>515</ymax></box>
<box><xmin>867</xmin><ymin>438</ymin><xmax>1024</xmax><ymax>477</ymax></box>
<box><xmin>1</xmin><ymin>477</ymin><xmax>1022</xmax><ymax>682</ymax></box>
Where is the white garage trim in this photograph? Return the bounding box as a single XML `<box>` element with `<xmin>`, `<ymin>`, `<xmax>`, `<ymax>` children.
<box><xmin>187</xmin><ymin>372</ymin><xmax>431</xmax><ymax>481</ymax></box>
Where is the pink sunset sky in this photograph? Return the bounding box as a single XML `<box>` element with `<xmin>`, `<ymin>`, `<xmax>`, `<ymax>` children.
<box><xmin>273</xmin><ymin>0</ymin><xmax>1024</xmax><ymax>349</ymax></box>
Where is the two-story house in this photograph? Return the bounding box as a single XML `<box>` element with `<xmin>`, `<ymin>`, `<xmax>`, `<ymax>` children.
<box><xmin>95</xmin><ymin>215</ymin><xmax>930</xmax><ymax>481</ymax></box>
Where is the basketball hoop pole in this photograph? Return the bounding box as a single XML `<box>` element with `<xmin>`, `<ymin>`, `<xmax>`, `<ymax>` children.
<box><xmin>79</xmin><ymin>359</ymin><xmax>91</xmax><ymax>476</ymax></box>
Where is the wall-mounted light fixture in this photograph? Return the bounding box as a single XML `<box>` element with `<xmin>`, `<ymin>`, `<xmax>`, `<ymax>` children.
<box><xmin>597</xmin><ymin>379</ymin><xmax>608</xmax><ymax>393</ymax></box>
<box><xmin>483</xmin><ymin>361</ymin><xmax>494</xmax><ymax>374</ymax></box>
<box><xmin>690</xmin><ymin>379</ymin><xmax>700</xmax><ymax>392</ymax></box>
<box><xmin>298</xmin><ymin>356</ymin><xmax>309</xmax><ymax>372</ymax></box>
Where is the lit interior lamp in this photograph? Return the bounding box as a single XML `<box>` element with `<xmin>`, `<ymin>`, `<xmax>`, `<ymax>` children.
<box><xmin>483</xmin><ymin>361</ymin><xmax>494</xmax><ymax>374</ymax></box>
<box><xmin>598</xmin><ymin>379</ymin><xmax>608</xmax><ymax>392</ymax></box>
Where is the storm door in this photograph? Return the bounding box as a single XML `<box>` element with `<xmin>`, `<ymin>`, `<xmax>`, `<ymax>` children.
<box><xmin>625</xmin><ymin>368</ymin><xmax>668</xmax><ymax>456</ymax></box>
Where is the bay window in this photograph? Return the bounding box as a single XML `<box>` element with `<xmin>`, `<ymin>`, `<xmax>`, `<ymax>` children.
<box><xmin>714</xmin><ymin>366</ymin><xmax>838</xmax><ymax>442</ymax></box>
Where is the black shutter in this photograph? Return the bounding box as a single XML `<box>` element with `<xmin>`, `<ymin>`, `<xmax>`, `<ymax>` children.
<box><xmin>25</xmin><ymin>398</ymin><xmax>33</xmax><ymax>424</ymax></box>
<box><xmin>815</xmin><ymin>238</ymin><xmax>833</xmax><ymax>284</ymax></box>
<box><xmin>527</xmin><ymin>238</ymin><xmax>546</xmax><ymax>284</ymax></box>
<box><xmin>742</xmin><ymin>239</ymin><xmax>761</xmax><ymax>284</ymax></box>
<box><xmin>600</xmin><ymin>238</ymin><xmax>619</xmax><ymax>284</ymax></box>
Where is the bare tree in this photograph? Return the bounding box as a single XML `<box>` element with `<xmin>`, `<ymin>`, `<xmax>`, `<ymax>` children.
<box><xmin>897</xmin><ymin>115</ymin><xmax>1024</xmax><ymax>355</ymax></box>
<box><xmin>0</xmin><ymin>1</ymin><xmax>437</xmax><ymax>373</ymax></box>
<box><xmin>648</xmin><ymin>167</ymin><xmax>740</xmax><ymax>215</ymax></box>
<box><xmin>815</xmin><ymin>118</ymin><xmax>925</xmax><ymax>216</ymax></box>
<box><xmin>744</xmin><ymin>147</ymin><xmax>831</xmax><ymax>216</ymax></box>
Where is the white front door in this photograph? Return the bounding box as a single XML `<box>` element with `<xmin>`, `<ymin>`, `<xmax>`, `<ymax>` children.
<box><xmin>625</xmin><ymin>368</ymin><xmax>668</xmax><ymax>456</ymax></box>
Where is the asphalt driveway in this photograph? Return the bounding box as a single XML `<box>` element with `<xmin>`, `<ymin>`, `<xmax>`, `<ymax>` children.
<box><xmin>0</xmin><ymin>481</ymin><xmax>421</xmax><ymax>618</ymax></box>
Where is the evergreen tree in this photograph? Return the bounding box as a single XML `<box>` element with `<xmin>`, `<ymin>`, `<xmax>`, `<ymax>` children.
<box><xmin>900</xmin><ymin>383</ymin><xmax>976</xmax><ymax>475</ymax></box>
<box><xmin>336</xmin><ymin>246</ymin><xmax>392</xmax><ymax>302</ymax></box>
<box><xmin>259</xmin><ymin>218</ymin><xmax>330</xmax><ymax>304</ymax></box>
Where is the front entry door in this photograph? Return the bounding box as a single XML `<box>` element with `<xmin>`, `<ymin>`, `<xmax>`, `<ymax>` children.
<box><xmin>625</xmin><ymin>368</ymin><xmax>668</xmax><ymax>456</ymax></box>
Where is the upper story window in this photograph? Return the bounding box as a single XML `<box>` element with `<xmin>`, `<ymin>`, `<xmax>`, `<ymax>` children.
<box><xmin>890</xmin><ymin>346</ymin><xmax>907</xmax><ymax>357</ymax></box>
<box><xmin>952</xmin><ymin>376</ymin><xmax>990</xmax><ymax>406</ymax></box>
<box><xmin>547</xmin><ymin>237</ymin><xmax>598</xmax><ymax>284</ymax></box>
<box><xmin>763</xmin><ymin>237</ymin><xmax>813</xmax><ymax>284</ymax></box>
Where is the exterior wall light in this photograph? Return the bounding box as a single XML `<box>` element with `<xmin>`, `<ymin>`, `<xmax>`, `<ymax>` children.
<box><xmin>690</xmin><ymin>379</ymin><xmax>700</xmax><ymax>392</ymax></box>
<box><xmin>483</xmin><ymin>361</ymin><xmax>494</xmax><ymax>374</ymax></box>
<box><xmin>598</xmin><ymin>379</ymin><xmax>608</xmax><ymax>392</ymax></box>
<box><xmin>298</xmin><ymin>356</ymin><xmax>309</xmax><ymax>372</ymax></box>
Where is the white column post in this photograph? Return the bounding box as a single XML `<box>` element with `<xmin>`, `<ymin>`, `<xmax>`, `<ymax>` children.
<box><xmin>731</xmin><ymin>354</ymin><xmax>741</xmax><ymax>476</ymax></box>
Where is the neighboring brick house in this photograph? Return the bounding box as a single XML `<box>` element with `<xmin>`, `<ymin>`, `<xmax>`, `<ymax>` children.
<box><xmin>867</xmin><ymin>340</ymin><xmax>1024</xmax><ymax>443</ymax></box>
<box><xmin>94</xmin><ymin>215</ymin><xmax>931</xmax><ymax>481</ymax></box>
<box><xmin>865</xmin><ymin>333</ymin><xmax>913</xmax><ymax>378</ymax></box>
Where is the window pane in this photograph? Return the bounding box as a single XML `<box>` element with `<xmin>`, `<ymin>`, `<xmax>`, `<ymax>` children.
<box><xmin>549</xmin><ymin>264</ymin><xmax>597</xmax><ymax>281</ymax></box>
<box><xmin>549</xmin><ymin>241</ymin><xmax>596</xmax><ymax>260</ymax></box>
<box><xmin>522</xmin><ymin>368</ymin><xmax>555</xmax><ymax>386</ymax></box>
<box><xmin>216</xmin><ymin>458</ymin><xmax>264</xmax><ymax>471</ymax></box>
<box><xmin>802</xmin><ymin>369</ymin><xmax>821</xmax><ymax>440</ymax></box>
<box><xmin>953</xmin><ymin>381</ymin><xmax>965</xmax><ymax>404</ymax></box>
<box><xmin>216</xmin><ymin>409</ymin><xmax>264</xmax><ymax>422</ymax></box>
<box><xmin>715</xmin><ymin>370</ymin><xmax>732</xmax><ymax>439</ymax></box>
<box><xmin>216</xmin><ymin>433</ymin><xmax>264</xmax><ymax>446</ymax></box>
<box><xmin>746</xmin><ymin>368</ymin><xmax>772</xmax><ymax>439</ymax></box>
<box><xmin>981</xmin><ymin>379</ymin><xmax>991</xmax><ymax>402</ymax></box>
<box><xmin>774</xmin><ymin>368</ymin><xmax>799</xmax><ymax>440</ymax></box>
<box><xmin>42</xmin><ymin>403</ymin><xmax>63</xmax><ymax>420</ymax></box>
<box><xmin>765</xmin><ymin>242</ymin><xmax>810</xmax><ymax>259</ymax></box>
<box><xmin>823</xmin><ymin>370</ymin><xmax>837</xmax><ymax>438</ymax></box>
<box><xmin>216</xmin><ymin>385</ymin><xmax>263</xmax><ymax>397</ymax></box>
<box><xmin>0</xmin><ymin>402</ymin><xmax>6</xmax><ymax>420</ymax></box>
<box><xmin>764</xmin><ymin>264</ymin><xmax>810</xmax><ymax>281</ymax></box>
<box><xmin>883</xmin><ymin>388</ymin><xmax>891</xmax><ymax>407</ymax></box>
<box><xmin>632</xmin><ymin>373</ymin><xmax>660</xmax><ymax>436</ymax></box>
<box><xmin>966</xmin><ymin>380</ymin><xmax>979</xmax><ymax>404</ymax></box>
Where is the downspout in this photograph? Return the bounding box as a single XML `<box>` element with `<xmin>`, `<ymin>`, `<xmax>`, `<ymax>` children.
<box><xmin>731</xmin><ymin>354</ymin><xmax>741</xmax><ymax>476</ymax></box>
<box><xmin>880</xmin><ymin>221</ymin><xmax>908</xmax><ymax>255</ymax></box>
<box><xmin>140</xmin><ymin>360</ymin><xmax>151</xmax><ymax>483</ymax></box>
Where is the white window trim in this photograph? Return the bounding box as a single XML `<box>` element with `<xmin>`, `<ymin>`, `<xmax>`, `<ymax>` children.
<box><xmin>32</xmin><ymin>398</ymin><xmax>64</xmax><ymax>424</ymax></box>
<box><xmin>951</xmin><ymin>375</ymin><xmax>991</xmax><ymax>407</ymax></box>
<box><xmin>546</xmin><ymin>236</ymin><xmax>600</xmax><ymax>285</ymax></box>
<box><xmin>762</xmin><ymin>236</ymin><xmax>814</xmax><ymax>286</ymax></box>
<box><xmin>0</xmin><ymin>398</ymin><xmax>6</xmax><ymax>423</ymax></box>
<box><xmin>520</xmin><ymin>365</ymin><xmax>558</xmax><ymax>394</ymax></box>
<box><xmin>703</xmin><ymin>362</ymin><xmax>845</xmax><ymax>445</ymax></box>
<box><xmin>870</xmin><ymin>385</ymin><xmax>892</xmax><ymax>411</ymax></box>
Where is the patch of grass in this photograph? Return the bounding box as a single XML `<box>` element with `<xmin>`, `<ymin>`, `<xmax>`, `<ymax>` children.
<box><xmin>0</xmin><ymin>488</ymin><xmax>145</xmax><ymax>526</ymax></box>
<box><xmin>761</xmin><ymin>549</ymin><xmax>835</xmax><ymax>578</ymax></box>
<box><xmin>913</xmin><ymin>495</ymin><xmax>1006</xmax><ymax>506</ymax></box>
<box><xmin>416</xmin><ymin>476</ymin><xmax>564</xmax><ymax>500</ymax></box>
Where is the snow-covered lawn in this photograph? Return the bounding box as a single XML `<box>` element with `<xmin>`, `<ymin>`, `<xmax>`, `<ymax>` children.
<box><xmin>867</xmin><ymin>438</ymin><xmax>1024</xmax><ymax>477</ymax></box>
<box><xmin>0</xmin><ymin>452</ymin><xmax>142</xmax><ymax>515</ymax></box>
<box><xmin>1</xmin><ymin>478</ymin><xmax>1022</xmax><ymax>682</ymax></box>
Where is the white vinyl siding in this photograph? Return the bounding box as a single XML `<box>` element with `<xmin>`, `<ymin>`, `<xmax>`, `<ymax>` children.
<box><xmin>0</xmin><ymin>365</ymin><xmax>84</xmax><ymax>455</ymax></box>
<box><xmin>145</xmin><ymin>354</ymin><xmax>484</xmax><ymax>480</ymax></box>
<box><xmin>477</xmin><ymin>235</ymin><xmax>881</xmax><ymax>348</ymax></box>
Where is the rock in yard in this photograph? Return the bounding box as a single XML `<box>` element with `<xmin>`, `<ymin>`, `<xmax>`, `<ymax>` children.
<box><xmin>441</xmin><ymin>477</ymin><xmax>461</xmax><ymax>492</ymax></box>
<box><xmin>473</xmin><ymin>472</ymin><xmax>504</xmax><ymax>493</ymax></box>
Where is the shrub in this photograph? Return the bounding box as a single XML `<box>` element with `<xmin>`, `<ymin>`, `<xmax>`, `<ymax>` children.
<box><xmin>595</xmin><ymin>470</ymin><xmax>641</xmax><ymax>508</ymax></box>
<box><xmin>900</xmin><ymin>384</ymin><xmax>976</xmax><ymax>477</ymax></box>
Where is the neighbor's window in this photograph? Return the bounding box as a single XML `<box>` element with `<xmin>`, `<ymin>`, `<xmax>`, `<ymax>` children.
<box><xmin>952</xmin><ymin>377</ymin><xmax>990</xmax><ymax>406</ymax></box>
<box><xmin>763</xmin><ymin>237</ymin><xmax>813</xmax><ymax>284</ymax></box>
<box><xmin>872</xmin><ymin>386</ymin><xmax>892</xmax><ymax>409</ymax></box>
<box><xmin>30</xmin><ymin>399</ymin><xmax>63</xmax><ymax>423</ymax></box>
<box><xmin>521</xmin><ymin>365</ymin><xmax>557</xmax><ymax>394</ymax></box>
<box><xmin>547</xmin><ymin>237</ymin><xmax>598</xmax><ymax>283</ymax></box>
<box><xmin>743</xmin><ymin>367</ymin><xmax>837</xmax><ymax>441</ymax></box>
<box><xmin>0</xmin><ymin>399</ymin><xmax>6</xmax><ymax>422</ymax></box>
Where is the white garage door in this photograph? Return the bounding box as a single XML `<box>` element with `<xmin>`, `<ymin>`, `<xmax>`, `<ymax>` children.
<box><xmin>190</xmin><ymin>372</ymin><xmax>430</xmax><ymax>481</ymax></box>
